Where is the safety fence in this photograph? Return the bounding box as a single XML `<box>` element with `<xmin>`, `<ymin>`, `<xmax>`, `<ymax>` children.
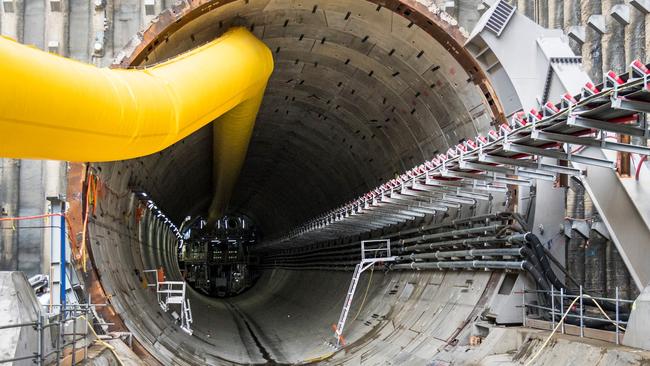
<box><xmin>0</xmin><ymin>302</ymin><xmax>127</xmax><ymax>365</ymax></box>
<box><xmin>522</xmin><ymin>285</ymin><xmax>633</xmax><ymax>345</ymax></box>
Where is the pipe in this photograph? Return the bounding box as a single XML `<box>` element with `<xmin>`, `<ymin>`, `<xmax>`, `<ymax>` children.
<box><xmin>258</xmin><ymin>212</ymin><xmax>512</xmax><ymax>252</ymax></box>
<box><xmin>525</xmin><ymin>232</ymin><xmax>563</xmax><ymax>291</ymax></box>
<box><xmin>390</xmin><ymin>257</ymin><xmax>553</xmax><ymax>298</ymax></box>
<box><xmin>397</xmin><ymin>247</ymin><xmax>524</xmax><ymax>261</ymax></box>
<box><xmin>635</xmin><ymin>155</ymin><xmax>647</xmax><ymax>180</ymax></box>
<box><xmin>398</xmin><ymin>225</ymin><xmax>505</xmax><ymax>246</ymax></box>
<box><xmin>208</xmin><ymin>91</ymin><xmax>265</xmax><ymax>223</ymax></box>
<box><xmin>525</xmin><ymin>232</ymin><xmax>625</xmax><ymax>313</ymax></box>
<box><xmin>401</xmin><ymin>235</ymin><xmax>518</xmax><ymax>253</ymax></box>
<box><xmin>541</xmin><ymin>245</ymin><xmax>581</xmax><ymax>289</ymax></box>
<box><xmin>391</xmin><ymin>260</ymin><xmax>525</xmax><ymax>271</ymax></box>
<box><xmin>0</xmin><ymin>27</ymin><xmax>274</xmax><ymax>220</ymax></box>
<box><xmin>266</xmin><ymin>215</ymin><xmax>525</xmax><ymax>266</ymax></box>
<box><xmin>522</xmin><ymin>261</ymin><xmax>551</xmax><ymax>292</ymax></box>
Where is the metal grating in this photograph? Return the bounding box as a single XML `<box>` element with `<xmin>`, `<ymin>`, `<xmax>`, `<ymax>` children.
<box><xmin>485</xmin><ymin>0</ymin><xmax>516</xmax><ymax>36</ymax></box>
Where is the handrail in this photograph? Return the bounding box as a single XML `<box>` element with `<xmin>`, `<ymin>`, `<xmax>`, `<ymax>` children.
<box><xmin>0</xmin><ymin>303</ymin><xmax>118</xmax><ymax>365</ymax></box>
<box><xmin>522</xmin><ymin>285</ymin><xmax>630</xmax><ymax>345</ymax></box>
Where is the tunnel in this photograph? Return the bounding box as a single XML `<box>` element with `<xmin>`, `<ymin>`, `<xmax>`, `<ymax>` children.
<box><xmin>72</xmin><ymin>0</ymin><xmax>502</xmax><ymax>364</ymax></box>
<box><xmin>6</xmin><ymin>0</ymin><xmax>650</xmax><ymax>365</ymax></box>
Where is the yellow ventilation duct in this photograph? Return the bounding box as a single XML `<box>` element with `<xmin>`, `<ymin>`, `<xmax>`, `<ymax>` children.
<box><xmin>0</xmin><ymin>27</ymin><xmax>273</xmax><ymax>221</ymax></box>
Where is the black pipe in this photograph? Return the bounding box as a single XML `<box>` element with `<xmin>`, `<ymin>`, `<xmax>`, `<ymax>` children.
<box><xmin>522</xmin><ymin>260</ymin><xmax>550</xmax><ymax>293</ymax></box>
<box><xmin>525</xmin><ymin>232</ymin><xmax>565</xmax><ymax>291</ymax></box>
<box><xmin>524</xmin><ymin>232</ymin><xmax>625</xmax><ymax>313</ymax></box>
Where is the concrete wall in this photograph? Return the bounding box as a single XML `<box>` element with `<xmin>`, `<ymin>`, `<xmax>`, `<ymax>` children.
<box><xmin>0</xmin><ymin>159</ymin><xmax>64</xmax><ymax>276</ymax></box>
<box><xmin>505</xmin><ymin>0</ymin><xmax>649</xmax><ymax>75</ymax></box>
<box><xmin>0</xmin><ymin>159</ymin><xmax>19</xmax><ymax>270</ymax></box>
<box><xmin>0</xmin><ymin>271</ymin><xmax>40</xmax><ymax>366</ymax></box>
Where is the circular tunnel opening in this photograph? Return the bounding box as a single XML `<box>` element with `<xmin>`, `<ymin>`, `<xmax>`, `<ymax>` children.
<box><xmin>84</xmin><ymin>0</ymin><xmax>503</xmax><ymax>364</ymax></box>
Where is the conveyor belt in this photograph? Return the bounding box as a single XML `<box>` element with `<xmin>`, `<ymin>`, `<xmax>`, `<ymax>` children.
<box><xmin>265</xmin><ymin>60</ymin><xmax>650</xmax><ymax>250</ymax></box>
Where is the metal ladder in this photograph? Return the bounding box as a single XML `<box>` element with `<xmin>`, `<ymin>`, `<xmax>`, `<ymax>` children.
<box><xmin>333</xmin><ymin>239</ymin><xmax>396</xmax><ymax>348</ymax></box>
<box><xmin>181</xmin><ymin>298</ymin><xmax>193</xmax><ymax>335</ymax></box>
<box><xmin>334</xmin><ymin>263</ymin><xmax>362</xmax><ymax>347</ymax></box>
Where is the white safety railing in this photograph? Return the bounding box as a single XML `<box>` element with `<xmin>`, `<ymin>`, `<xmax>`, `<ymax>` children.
<box><xmin>143</xmin><ymin>269</ymin><xmax>193</xmax><ymax>335</ymax></box>
<box><xmin>333</xmin><ymin>239</ymin><xmax>396</xmax><ymax>348</ymax></box>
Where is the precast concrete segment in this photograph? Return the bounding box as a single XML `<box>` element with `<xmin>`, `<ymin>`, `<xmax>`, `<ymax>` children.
<box><xmin>433</xmin><ymin>327</ymin><xmax>650</xmax><ymax>365</ymax></box>
<box><xmin>80</xmin><ymin>154</ymin><xmax>507</xmax><ymax>365</ymax></box>
<box><xmin>0</xmin><ymin>26</ymin><xmax>273</xmax><ymax>159</ymax></box>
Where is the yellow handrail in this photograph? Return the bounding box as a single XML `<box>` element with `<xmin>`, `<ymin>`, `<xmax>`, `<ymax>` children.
<box><xmin>0</xmin><ymin>27</ymin><xmax>273</xmax><ymax>220</ymax></box>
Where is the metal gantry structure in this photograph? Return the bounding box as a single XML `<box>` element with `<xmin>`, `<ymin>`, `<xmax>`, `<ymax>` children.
<box><xmin>264</xmin><ymin>59</ymin><xmax>650</xmax><ymax>250</ymax></box>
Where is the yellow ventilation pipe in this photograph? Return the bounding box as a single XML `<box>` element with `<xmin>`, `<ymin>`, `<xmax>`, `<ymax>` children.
<box><xmin>0</xmin><ymin>27</ymin><xmax>273</xmax><ymax>221</ymax></box>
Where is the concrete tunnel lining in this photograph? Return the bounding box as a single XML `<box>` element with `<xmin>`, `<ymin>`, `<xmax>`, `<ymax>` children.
<box><xmin>114</xmin><ymin>0</ymin><xmax>502</xmax><ymax>236</ymax></box>
<box><xmin>80</xmin><ymin>0</ymin><xmax>506</xmax><ymax>364</ymax></box>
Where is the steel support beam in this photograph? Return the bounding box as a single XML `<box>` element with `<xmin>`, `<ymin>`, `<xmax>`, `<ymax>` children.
<box><xmin>575</xmin><ymin>148</ymin><xmax>650</xmax><ymax>290</ymax></box>
<box><xmin>611</xmin><ymin>96</ymin><xmax>650</xmax><ymax>114</ymax></box>
<box><xmin>531</xmin><ymin>129</ymin><xmax>650</xmax><ymax>155</ymax></box>
<box><xmin>479</xmin><ymin>153</ymin><xmax>583</xmax><ymax>176</ymax></box>
<box><xmin>567</xmin><ymin>114</ymin><xmax>646</xmax><ymax>136</ymax></box>
<box><xmin>459</xmin><ymin>160</ymin><xmax>556</xmax><ymax>181</ymax></box>
<box><xmin>381</xmin><ymin>194</ymin><xmax>451</xmax><ymax>211</ymax></box>
<box><xmin>503</xmin><ymin>142</ymin><xmax>616</xmax><ymax>169</ymax></box>
<box><xmin>440</xmin><ymin>170</ymin><xmax>533</xmax><ymax>186</ymax></box>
